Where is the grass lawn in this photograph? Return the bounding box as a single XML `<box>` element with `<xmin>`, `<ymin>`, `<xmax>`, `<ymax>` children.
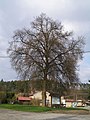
<box><xmin>0</xmin><ymin>104</ymin><xmax>89</xmax><ymax>113</ymax></box>
<box><xmin>0</xmin><ymin>104</ymin><xmax>51</xmax><ymax>112</ymax></box>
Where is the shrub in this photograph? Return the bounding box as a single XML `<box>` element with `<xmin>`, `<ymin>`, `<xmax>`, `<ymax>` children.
<box><xmin>31</xmin><ymin>99</ymin><xmax>41</xmax><ymax>106</ymax></box>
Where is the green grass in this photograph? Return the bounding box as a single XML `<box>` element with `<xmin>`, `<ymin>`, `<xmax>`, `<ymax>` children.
<box><xmin>0</xmin><ymin>104</ymin><xmax>52</xmax><ymax>112</ymax></box>
<box><xmin>0</xmin><ymin>104</ymin><xmax>88</xmax><ymax>112</ymax></box>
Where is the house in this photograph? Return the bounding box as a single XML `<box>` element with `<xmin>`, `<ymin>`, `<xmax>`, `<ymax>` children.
<box><xmin>65</xmin><ymin>99</ymin><xmax>76</xmax><ymax>107</ymax></box>
<box><xmin>17</xmin><ymin>92</ymin><xmax>84</xmax><ymax>107</ymax></box>
<box><xmin>17</xmin><ymin>91</ymin><xmax>66</xmax><ymax>107</ymax></box>
<box><xmin>77</xmin><ymin>100</ymin><xmax>85</xmax><ymax>107</ymax></box>
<box><xmin>86</xmin><ymin>100</ymin><xmax>90</xmax><ymax>106</ymax></box>
<box><xmin>17</xmin><ymin>96</ymin><xmax>32</xmax><ymax>104</ymax></box>
<box><xmin>30</xmin><ymin>91</ymin><xmax>52</xmax><ymax>107</ymax></box>
<box><xmin>18</xmin><ymin>91</ymin><xmax>85</xmax><ymax>108</ymax></box>
<box><xmin>65</xmin><ymin>99</ymin><xmax>84</xmax><ymax>107</ymax></box>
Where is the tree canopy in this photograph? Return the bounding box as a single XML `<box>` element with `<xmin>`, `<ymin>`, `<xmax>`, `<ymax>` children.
<box><xmin>8</xmin><ymin>13</ymin><xmax>85</xmax><ymax>106</ymax></box>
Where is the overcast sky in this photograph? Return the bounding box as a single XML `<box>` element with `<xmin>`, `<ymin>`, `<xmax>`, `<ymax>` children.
<box><xmin>0</xmin><ymin>0</ymin><xmax>90</xmax><ymax>83</ymax></box>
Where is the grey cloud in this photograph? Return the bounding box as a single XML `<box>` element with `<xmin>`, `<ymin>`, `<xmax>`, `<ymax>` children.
<box><xmin>0</xmin><ymin>58</ymin><xmax>18</xmax><ymax>81</ymax></box>
<box><xmin>79</xmin><ymin>54</ymin><xmax>90</xmax><ymax>83</ymax></box>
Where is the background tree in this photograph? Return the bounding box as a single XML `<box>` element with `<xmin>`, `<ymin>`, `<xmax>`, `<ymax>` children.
<box><xmin>8</xmin><ymin>13</ymin><xmax>84</xmax><ymax>106</ymax></box>
<box><xmin>88</xmin><ymin>80</ymin><xmax>90</xmax><ymax>100</ymax></box>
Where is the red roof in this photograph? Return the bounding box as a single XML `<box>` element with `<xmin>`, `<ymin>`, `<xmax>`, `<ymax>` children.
<box><xmin>18</xmin><ymin>97</ymin><xmax>32</xmax><ymax>101</ymax></box>
<box><xmin>66</xmin><ymin>99</ymin><xmax>75</xmax><ymax>102</ymax></box>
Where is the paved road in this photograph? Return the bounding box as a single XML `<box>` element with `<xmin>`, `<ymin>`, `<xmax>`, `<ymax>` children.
<box><xmin>0</xmin><ymin>109</ymin><xmax>90</xmax><ymax>120</ymax></box>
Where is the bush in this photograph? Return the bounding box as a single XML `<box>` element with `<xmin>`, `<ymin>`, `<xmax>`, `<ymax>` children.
<box><xmin>0</xmin><ymin>92</ymin><xmax>15</xmax><ymax>104</ymax></box>
<box><xmin>31</xmin><ymin>99</ymin><xmax>41</xmax><ymax>106</ymax></box>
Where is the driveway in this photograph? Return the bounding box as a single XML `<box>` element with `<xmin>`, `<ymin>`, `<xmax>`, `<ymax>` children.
<box><xmin>0</xmin><ymin>109</ymin><xmax>90</xmax><ymax>120</ymax></box>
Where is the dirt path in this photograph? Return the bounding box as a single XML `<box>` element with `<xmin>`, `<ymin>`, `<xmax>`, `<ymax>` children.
<box><xmin>0</xmin><ymin>109</ymin><xmax>90</xmax><ymax>120</ymax></box>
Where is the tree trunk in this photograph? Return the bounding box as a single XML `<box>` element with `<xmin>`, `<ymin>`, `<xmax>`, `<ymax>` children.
<box><xmin>59</xmin><ymin>96</ymin><xmax>61</xmax><ymax>105</ymax></box>
<box><xmin>42</xmin><ymin>79</ymin><xmax>46</xmax><ymax>107</ymax></box>
<box><xmin>42</xmin><ymin>90</ymin><xmax>46</xmax><ymax>107</ymax></box>
<box><xmin>51</xmin><ymin>96</ymin><xmax>52</xmax><ymax>107</ymax></box>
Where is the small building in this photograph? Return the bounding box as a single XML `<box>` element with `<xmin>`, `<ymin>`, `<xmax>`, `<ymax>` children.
<box><xmin>29</xmin><ymin>91</ymin><xmax>63</xmax><ymax>107</ymax></box>
<box><xmin>30</xmin><ymin>91</ymin><xmax>52</xmax><ymax>107</ymax></box>
<box><xmin>17</xmin><ymin>96</ymin><xmax>32</xmax><ymax>104</ymax></box>
<box><xmin>77</xmin><ymin>100</ymin><xmax>84</xmax><ymax>107</ymax></box>
<box><xmin>65</xmin><ymin>99</ymin><xmax>76</xmax><ymax>107</ymax></box>
<box><xmin>65</xmin><ymin>99</ymin><xmax>84</xmax><ymax>107</ymax></box>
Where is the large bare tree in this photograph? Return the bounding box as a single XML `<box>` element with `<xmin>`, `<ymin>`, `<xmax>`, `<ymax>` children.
<box><xmin>8</xmin><ymin>14</ymin><xmax>84</xmax><ymax>106</ymax></box>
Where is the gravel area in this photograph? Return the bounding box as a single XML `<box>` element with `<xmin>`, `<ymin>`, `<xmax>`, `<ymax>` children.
<box><xmin>0</xmin><ymin>109</ymin><xmax>90</xmax><ymax>120</ymax></box>
<box><xmin>80</xmin><ymin>106</ymin><xmax>90</xmax><ymax>111</ymax></box>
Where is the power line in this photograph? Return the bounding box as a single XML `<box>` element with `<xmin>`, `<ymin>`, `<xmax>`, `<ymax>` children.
<box><xmin>83</xmin><ymin>51</ymin><xmax>90</xmax><ymax>53</ymax></box>
<box><xmin>0</xmin><ymin>56</ymin><xmax>9</xmax><ymax>58</ymax></box>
